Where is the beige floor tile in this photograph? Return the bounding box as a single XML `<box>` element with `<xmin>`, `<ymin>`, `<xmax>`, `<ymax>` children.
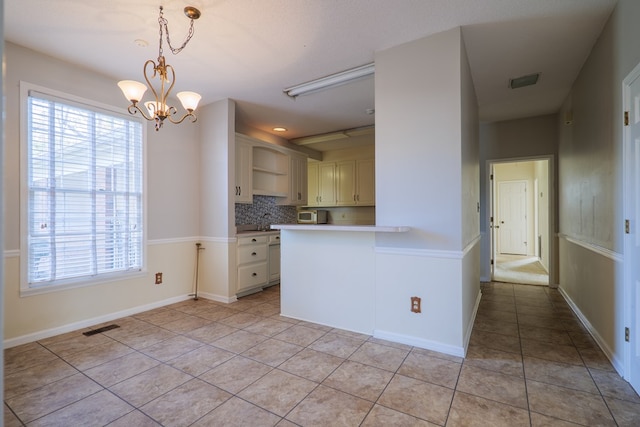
<box><xmin>27</xmin><ymin>389</ymin><xmax>132</xmax><ymax>427</ymax></box>
<box><xmin>323</xmin><ymin>360</ymin><xmax>393</xmax><ymax>401</ymax></box>
<box><xmin>472</xmin><ymin>317</ymin><xmax>520</xmax><ymax>337</ymax></box>
<box><xmin>463</xmin><ymin>344</ymin><xmax>523</xmax><ymax>377</ymax></box>
<box><xmin>523</xmin><ymin>356</ymin><xmax>598</xmax><ymax>394</ymax></box>
<box><xmin>246</xmin><ymin>302</ymin><xmax>281</xmax><ymax>317</ymax></box>
<box><xmin>590</xmin><ymin>368</ymin><xmax>640</xmax><ymax>403</ymax></box>
<box><xmin>475</xmin><ymin>309</ymin><xmax>518</xmax><ymax>324</ymax></box>
<box><xmin>397</xmin><ymin>351</ymin><xmax>462</xmax><ymax>388</ymax></box>
<box><xmin>4</xmin><ymin>404</ymin><xmax>23</xmax><ymax>427</ymax></box>
<box><xmin>109</xmin><ymin>364</ymin><xmax>192</xmax><ymax>407</ymax></box>
<box><xmin>141</xmin><ymin>379</ymin><xmax>231</xmax><ymax>427</ymax></box>
<box><xmin>5</xmin><ymin>373</ymin><xmax>102</xmax><ymax>423</ymax></box>
<box><xmin>348</xmin><ymin>341</ymin><xmax>409</xmax><ymax>372</ymax></box>
<box><xmin>107</xmin><ymin>410</ymin><xmax>162</xmax><ymax>426</ymax></box>
<box><xmin>191</xmin><ymin>396</ymin><xmax>281</xmax><ymax>427</ymax></box>
<box><xmin>199</xmin><ymin>355</ymin><xmax>272</xmax><ymax>394</ymax></box>
<box><xmin>517</xmin><ymin>314</ymin><xmax>565</xmax><ymax>330</ymax></box>
<box><xmin>518</xmin><ymin>324</ymin><xmax>573</xmax><ymax>345</ymax></box>
<box><xmin>193</xmin><ymin>306</ymin><xmax>239</xmax><ymax>322</ymax></box>
<box><xmin>286</xmin><ymin>384</ymin><xmax>373</xmax><ymax>427</ymax></box>
<box><xmin>40</xmin><ymin>333</ymin><xmax>115</xmax><ymax>358</ymax></box>
<box><xmin>529</xmin><ymin>412</ymin><xmax>583</xmax><ymax>426</ymax></box>
<box><xmin>210</xmin><ymin>329</ymin><xmax>268</xmax><ymax>353</ymax></box>
<box><xmin>84</xmin><ymin>351</ymin><xmax>160</xmax><ymax>387</ymax></box>
<box><xmin>521</xmin><ymin>339</ymin><xmax>583</xmax><ymax>366</ymax></box>
<box><xmin>160</xmin><ymin>314</ymin><xmax>213</xmax><ymax>334</ymax></box>
<box><xmin>367</xmin><ymin>337</ymin><xmax>413</xmax><ymax>351</ymax></box>
<box><xmin>273</xmin><ymin>324</ymin><xmax>328</xmax><ymax>346</ymax></box>
<box><xmin>111</xmin><ymin>325</ymin><xmax>177</xmax><ymax>350</ymax></box>
<box><xmin>63</xmin><ymin>339</ymin><xmax>134</xmax><ymax>371</ymax></box>
<box><xmin>186</xmin><ymin>322</ymin><xmax>238</xmax><ymax>343</ymax></box>
<box><xmin>361</xmin><ymin>404</ymin><xmax>437</xmax><ymax>426</ymax></box>
<box><xmin>218</xmin><ymin>312</ymin><xmax>263</xmax><ymax>329</ymax></box>
<box><xmin>278</xmin><ymin>348</ymin><xmax>344</xmax><ymax>382</ymax></box>
<box><xmin>578</xmin><ymin>347</ymin><xmax>615</xmax><ymax>371</ymax></box>
<box><xmin>605</xmin><ymin>396</ymin><xmax>640</xmax><ymax>426</ymax></box>
<box><xmin>140</xmin><ymin>335</ymin><xmax>203</xmax><ymax>362</ymax></box>
<box><xmin>377</xmin><ymin>374</ymin><xmax>453</xmax><ymax>425</ymax></box>
<box><xmin>238</xmin><ymin>369</ymin><xmax>317</xmax><ymax>416</ymax></box>
<box><xmin>3</xmin><ymin>357</ymin><xmax>78</xmax><ymax>399</ymax></box>
<box><xmin>446</xmin><ymin>391</ymin><xmax>530</xmax><ymax>427</ymax></box>
<box><xmin>141</xmin><ymin>309</ymin><xmax>189</xmax><ymax>326</ymax></box>
<box><xmin>308</xmin><ymin>332</ymin><xmax>366</xmax><ymax>358</ymax></box>
<box><xmin>243</xmin><ymin>318</ymin><xmax>293</xmax><ymax>337</ymax></box>
<box><xmin>527</xmin><ymin>379</ymin><xmax>616</xmax><ymax>426</ymax></box>
<box><xmin>168</xmin><ymin>345</ymin><xmax>235</xmax><ymax>376</ymax></box>
<box><xmin>456</xmin><ymin>365</ymin><xmax>527</xmax><ymax>409</ymax></box>
<box><xmin>410</xmin><ymin>347</ymin><xmax>464</xmax><ymax>364</ymax></box>
<box><xmin>241</xmin><ymin>338</ymin><xmax>303</xmax><ymax>367</ymax></box>
<box><xmin>470</xmin><ymin>329</ymin><xmax>521</xmax><ymax>354</ymax></box>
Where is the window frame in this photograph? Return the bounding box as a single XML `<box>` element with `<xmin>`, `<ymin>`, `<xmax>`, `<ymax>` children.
<box><xmin>19</xmin><ymin>82</ymin><xmax>148</xmax><ymax>296</ymax></box>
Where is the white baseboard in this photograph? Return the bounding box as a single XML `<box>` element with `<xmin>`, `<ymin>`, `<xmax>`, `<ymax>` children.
<box><xmin>373</xmin><ymin>330</ymin><xmax>465</xmax><ymax>358</ymax></box>
<box><xmin>196</xmin><ymin>291</ymin><xmax>238</xmax><ymax>304</ymax></box>
<box><xmin>558</xmin><ymin>286</ymin><xmax>624</xmax><ymax>375</ymax></box>
<box><xmin>463</xmin><ymin>291</ymin><xmax>482</xmax><ymax>356</ymax></box>
<box><xmin>3</xmin><ymin>294</ymin><xmax>198</xmax><ymax>348</ymax></box>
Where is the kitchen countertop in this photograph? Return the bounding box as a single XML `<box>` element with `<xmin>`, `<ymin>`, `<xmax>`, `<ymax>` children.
<box><xmin>272</xmin><ymin>224</ymin><xmax>410</xmax><ymax>233</ymax></box>
<box><xmin>236</xmin><ymin>229</ymin><xmax>280</xmax><ymax>237</ymax></box>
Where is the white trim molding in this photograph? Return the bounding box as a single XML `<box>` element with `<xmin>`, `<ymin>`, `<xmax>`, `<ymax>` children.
<box><xmin>559</xmin><ymin>233</ymin><xmax>622</xmax><ymax>262</ymax></box>
<box><xmin>376</xmin><ymin>235</ymin><xmax>481</xmax><ymax>260</ymax></box>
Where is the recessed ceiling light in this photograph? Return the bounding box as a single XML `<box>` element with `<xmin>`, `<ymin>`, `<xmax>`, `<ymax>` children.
<box><xmin>273</xmin><ymin>127</ymin><xmax>287</xmax><ymax>132</ymax></box>
<box><xmin>509</xmin><ymin>73</ymin><xmax>540</xmax><ymax>89</ymax></box>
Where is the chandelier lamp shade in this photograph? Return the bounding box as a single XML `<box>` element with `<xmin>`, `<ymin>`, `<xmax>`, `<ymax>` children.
<box><xmin>118</xmin><ymin>6</ymin><xmax>202</xmax><ymax>131</ymax></box>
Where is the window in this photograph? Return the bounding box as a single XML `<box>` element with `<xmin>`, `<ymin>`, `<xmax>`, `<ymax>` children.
<box><xmin>21</xmin><ymin>84</ymin><xmax>145</xmax><ymax>293</ymax></box>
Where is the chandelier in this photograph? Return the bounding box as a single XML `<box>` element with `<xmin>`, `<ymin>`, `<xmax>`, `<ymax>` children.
<box><xmin>118</xmin><ymin>6</ymin><xmax>202</xmax><ymax>131</ymax></box>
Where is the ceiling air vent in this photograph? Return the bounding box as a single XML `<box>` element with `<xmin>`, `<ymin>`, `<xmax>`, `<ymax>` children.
<box><xmin>509</xmin><ymin>73</ymin><xmax>540</xmax><ymax>89</ymax></box>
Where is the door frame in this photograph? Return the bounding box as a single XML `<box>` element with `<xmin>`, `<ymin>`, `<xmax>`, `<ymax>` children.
<box><xmin>622</xmin><ymin>60</ymin><xmax>640</xmax><ymax>389</ymax></box>
<box><xmin>486</xmin><ymin>156</ymin><xmax>555</xmax><ymax>286</ymax></box>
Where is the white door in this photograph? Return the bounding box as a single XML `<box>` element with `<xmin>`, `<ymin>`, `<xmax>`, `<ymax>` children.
<box><xmin>624</xmin><ymin>67</ymin><xmax>640</xmax><ymax>394</ymax></box>
<box><xmin>498</xmin><ymin>181</ymin><xmax>527</xmax><ymax>255</ymax></box>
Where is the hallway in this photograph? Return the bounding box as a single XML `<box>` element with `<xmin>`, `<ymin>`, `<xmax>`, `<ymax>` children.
<box><xmin>4</xmin><ymin>283</ymin><xmax>640</xmax><ymax>426</ymax></box>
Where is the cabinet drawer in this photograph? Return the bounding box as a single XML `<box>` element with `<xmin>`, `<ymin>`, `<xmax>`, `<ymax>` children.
<box><xmin>238</xmin><ymin>263</ymin><xmax>268</xmax><ymax>290</ymax></box>
<box><xmin>269</xmin><ymin>234</ymin><xmax>281</xmax><ymax>244</ymax></box>
<box><xmin>238</xmin><ymin>235</ymin><xmax>268</xmax><ymax>246</ymax></box>
<box><xmin>238</xmin><ymin>245</ymin><xmax>268</xmax><ymax>264</ymax></box>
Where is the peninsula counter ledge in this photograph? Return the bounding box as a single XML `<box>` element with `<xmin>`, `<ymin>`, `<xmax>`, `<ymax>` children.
<box><xmin>272</xmin><ymin>224</ymin><xmax>410</xmax><ymax>336</ymax></box>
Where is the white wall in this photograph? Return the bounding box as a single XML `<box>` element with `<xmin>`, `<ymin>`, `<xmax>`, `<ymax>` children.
<box><xmin>373</xmin><ymin>27</ymin><xmax>480</xmax><ymax>355</ymax></box>
<box><xmin>3</xmin><ymin>43</ymin><xmax>201</xmax><ymax>343</ymax></box>
<box><xmin>557</xmin><ymin>0</ymin><xmax>640</xmax><ymax>373</ymax></box>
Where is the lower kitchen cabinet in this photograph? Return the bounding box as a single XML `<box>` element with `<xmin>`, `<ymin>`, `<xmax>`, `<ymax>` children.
<box><xmin>237</xmin><ymin>235</ymin><xmax>269</xmax><ymax>294</ymax></box>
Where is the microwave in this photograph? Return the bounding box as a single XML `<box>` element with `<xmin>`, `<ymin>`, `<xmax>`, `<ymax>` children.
<box><xmin>297</xmin><ymin>209</ymin><xmax>328</xmax><ymax>224</ymax></box>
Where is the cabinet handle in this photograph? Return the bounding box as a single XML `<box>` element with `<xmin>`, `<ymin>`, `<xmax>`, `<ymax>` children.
<box><xmin>353</xmin><ymin>195</ymin><xmax>356</xmax><ymax>201</ymax></box>
<box><xmin>251</xmin><ymin>252</ymin><xmax>257</xmax><ymax>256</ymax></box>
<box><xmin>251</xmin><ymin>238</ymin><xmax>257</xmax><ymax>242</ymax></box>
<box><xmin>252</xmin><ymin>272</ymin><xmax>257</xmax><ymax>277</ymax></box>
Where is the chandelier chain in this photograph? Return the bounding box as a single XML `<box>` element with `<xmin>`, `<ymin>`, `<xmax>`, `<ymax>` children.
<box><xmin>158</xmin><ymin>6</ymin><xmax>196</xmax><ymax>57</ymax></box>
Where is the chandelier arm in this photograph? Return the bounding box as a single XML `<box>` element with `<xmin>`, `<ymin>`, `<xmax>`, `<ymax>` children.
<box><xmin>127</xmin><ymin>104</ymin><xmax>154</xmax><ymax>121</ymax></box>
<box><xmin>167</xmin><ymin>112</ymin><xmax>197</xmax><ymax>125</ymax></box>
<box><xmin>143</xmin><ymin>59</ymin><xmax>160</xmax><ymax>105</ymax></box>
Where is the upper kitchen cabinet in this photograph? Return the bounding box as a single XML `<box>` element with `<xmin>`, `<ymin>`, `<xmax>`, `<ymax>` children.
<box><xmin>308</xmin><ymin>161</ymin><xmax>337</xmax><ymax>207</ymax></box>
<box><xmin>288</xmin><ymin>152</ymin><xmax>308</xmax><ymax>206</ymax></box>
<box><xmin>253</xmin><ymin>145</ymin><xmax>289</xmax><ymax>197</ymax></box>
<box><xmin>235</xmin><ymin>135</ymin><xmax>253</xmax><ymax>203</ymax></box>
<box><xmin>336</xmin><ymin>159</ymin><xmax>375</xmax><ymax>206</ymax></box>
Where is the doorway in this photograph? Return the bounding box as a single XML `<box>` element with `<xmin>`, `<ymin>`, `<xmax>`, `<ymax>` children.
<box><xmin>490</xmin><ymin>160</ymin><xmax>550</xmax><ymax>286</ymax></box>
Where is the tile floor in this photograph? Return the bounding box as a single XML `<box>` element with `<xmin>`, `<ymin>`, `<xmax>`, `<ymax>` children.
<box><xmin>4</xmin><ymin>282</ymin><xmax>640</xmax><ymax>426</ymax></box>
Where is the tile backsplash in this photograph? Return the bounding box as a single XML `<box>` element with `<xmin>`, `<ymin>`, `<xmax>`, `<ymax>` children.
<box><xmin>235</xmin><ymin>196</ymin><xmax>297</xmax><ymax>227</ymax></box>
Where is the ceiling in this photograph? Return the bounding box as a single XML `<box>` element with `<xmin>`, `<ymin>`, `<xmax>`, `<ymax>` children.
<box><xmin>5</xmin><ymin>0</ymin><xmax>617</xmax><ymax>149</ymax></box>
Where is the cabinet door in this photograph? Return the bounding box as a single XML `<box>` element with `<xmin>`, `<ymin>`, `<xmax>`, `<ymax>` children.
<box><xmin>307</xmin><ymin>162</ymin><xmax>319</xmax><ymax>206</ymax></box>
<box><xmin>336</xmin><ymin>161</ymin><xmax>356</xmax><ymax>206</ymax></box>
<box><xmin>235</xmin><ymin>139</ymin><xmax>253</xmax><ymax>203</ymax></box>
<box><xmin>289</xmin><ymin>154</ymin><xmax>308</xmax><ymax>206</ymax></box>
<box><xmin>356</xmin><ymin>159</ymin><xmax>375</xmax><ymax>205</ymax></box>
<box><xmin>318</xmin><ymin>162</ymin><xmax>336</xmax><ymax>206</ymax></box>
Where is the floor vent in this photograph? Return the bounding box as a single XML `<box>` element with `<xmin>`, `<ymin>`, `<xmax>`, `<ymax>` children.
<box><xmin>83</xmin><ymin>324</ymin><xmax>120</xmax><ymax>337</ymax></box>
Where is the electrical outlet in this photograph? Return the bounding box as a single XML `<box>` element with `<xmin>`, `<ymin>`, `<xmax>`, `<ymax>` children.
<box><xmin>411</xmin><ymin>296</ymin><xmax>421</xmax><ymax>313</ymax></box>
<box><xmin>155</xmin><ymin>272</ymin><xmax>163</xmax><ymax>285</ymax></box>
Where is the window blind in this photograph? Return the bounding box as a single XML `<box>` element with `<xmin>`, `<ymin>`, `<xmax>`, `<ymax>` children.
<box><xmin>27</xmin><ymin>91</ymin><xmax>144</xmax><ymax>288</ymax></box>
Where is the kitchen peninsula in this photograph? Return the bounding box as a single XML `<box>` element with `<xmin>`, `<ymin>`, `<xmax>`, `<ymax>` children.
<box><xmin>273</xmin><ymin>224</ymin><xmax>409</xmax><ymax>337</ymax></box>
